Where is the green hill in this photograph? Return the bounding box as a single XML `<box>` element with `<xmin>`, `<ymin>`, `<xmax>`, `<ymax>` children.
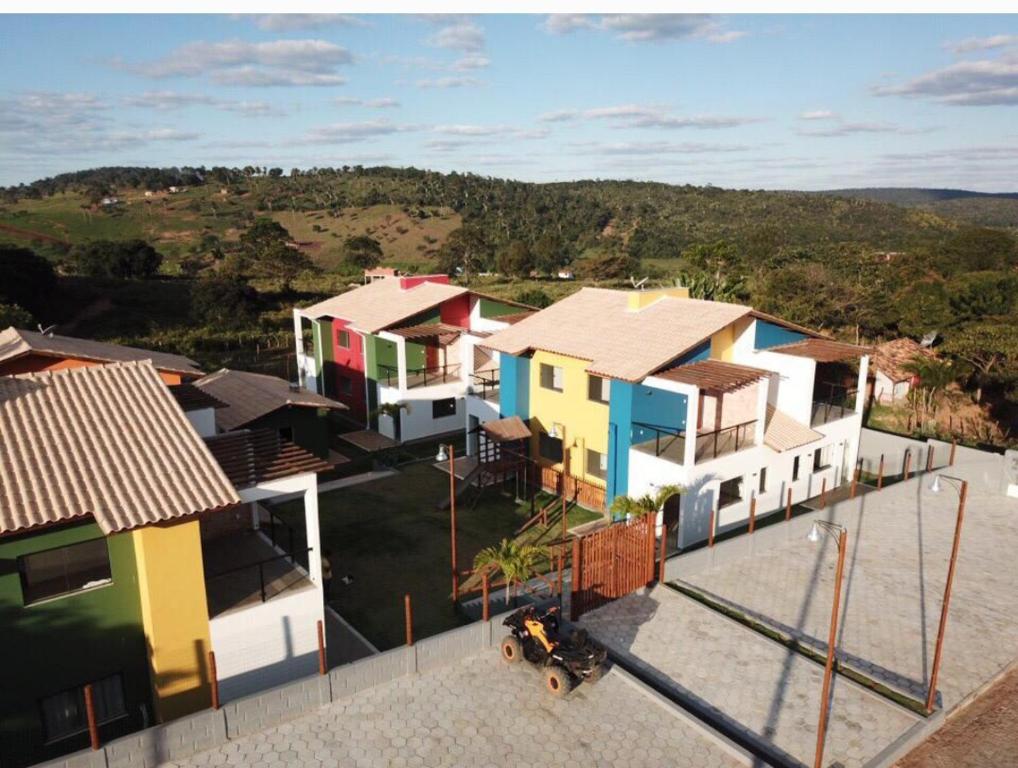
<box><xmin>822</xmin><ymin>187</ymin><xmax>1018</xmax><ymax>231</ymax></box>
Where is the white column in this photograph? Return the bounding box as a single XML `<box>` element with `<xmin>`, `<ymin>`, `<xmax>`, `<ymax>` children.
<box><xmin>855</xmin><ymin>354</ymin><xmax>870</xmax><ymax>414</ymax></box>
<box><xmin>395</xmin><ymin>336</ymin><xmax>409</xmax><ymax>391</ymax></box>
<box><xmin>684</xmin><ymin>386</ymin><xmax>700</xmax><ymax>467</ymax></box>
<box><xmin>303</xmin><ymin>479</ymin><xmax>322</xmax><ymax>589</ymax></box>
<box><xmin>250</xmin><ymin>501</ymin><xmax>260</xmax><ymax>530</ymax></box>
<box><xmin>754</xmin><ymin>378</ymin><xmax>769</xmax><ymax>446</ymax></box>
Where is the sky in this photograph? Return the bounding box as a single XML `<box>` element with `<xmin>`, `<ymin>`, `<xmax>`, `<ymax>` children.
<box><xmin>1</xmin><ymin>13</ymin><xmax>1017</xmax><ymax>190</ymax></box>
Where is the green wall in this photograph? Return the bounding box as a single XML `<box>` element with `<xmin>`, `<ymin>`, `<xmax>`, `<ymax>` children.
<box><xmin>252</xmin><ymin>406</ymin><xmax>332</xmax><ymax>460</ymax></box>
<box><xmin>0</xmin><ymin>521</ymin><xmax>151</xmax><ymax>767</ymax></box>
<box><xmin>479</xmin><ymin>297</ymin><xmax>523</xmax><ymax>318</ymax></box>
<box><xmin>312</xmin><ymin>318</ymin><xmax>335</xmax><ymax>397</ymax></box>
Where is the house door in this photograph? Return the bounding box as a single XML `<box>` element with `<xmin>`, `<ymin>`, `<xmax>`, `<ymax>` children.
<box><xmin>468</xmin><ymin>416</ymin><xmax>480</xmax><ymax>455</ymax></box>
<box><xmin>663</xmin><ymin>494</ymin><xmax>682</xmax><ymax>552</ymax></box>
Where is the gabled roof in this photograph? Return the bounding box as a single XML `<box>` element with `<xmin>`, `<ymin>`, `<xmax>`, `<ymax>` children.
<box><xmin>764</xmin><ymin>405</ymin><xmax>824</xmax><ymax>452</ymax></box>
<box><xmin>170</xmin><ymin>383</ymin><xmax>228</xmax><ymax>412</ymax></box>
<box><xmin>871</xmin><ymin>338</ymin><xmax>935</xmax><ymax>382</ymax></box>
<box><xmin>0</xmin><ymin>327</ymin><xmax>202</xmax><ymax>377</ymax></box>
<box><xmin>300</xmin><ymin>278</ymin><xmax>468</xmax><ymax>333</ymax></box>
<box><xmin>204</xmin><ymin>429</ymin><xmax>332</xmax><ymax>489</ymax></box>
<box><xmin>0</xmin><ymin>361</ymin><xmax>239</xmax><ymax>536</ymax></box>
<box><xmin>481</xmin><ymin>288</ymin><xmax>751</xmax><ymax>382</ymax></box>
<box><xmin>480</xmin><ymin>415</ymin><xmax>532</xmax><ymax>443</ymax></box>
<box><xmin>194</xmin><ymin>369</ymin><xmax>347</xmax><ymax>432</ymax></box>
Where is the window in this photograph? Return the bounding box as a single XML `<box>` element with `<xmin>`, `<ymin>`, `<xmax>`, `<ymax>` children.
<box><xmin>40</xmin><ymin>674</ymin><xmax>127</xmax><ymax>743</ymax></box>
<box><xmin>758</xmin><ymin>468</ymin><xmax>768</xmax><ymax>494</ymax></box>
<box><xmin>337</xmin><ymin>330</ymin><xmax>351</xmax><ymax>349</ymax></box>
<box><xmin>813</xmin><ymin>447</ymin><xmax>831</xmax><ymax>472</ymax></box>
<box><xmin>539</xmin><ymin>432</ymin><xmax>563</xmax><ymax>463</ymax></box>
<box><xmin>586</xmin><ymin>449</ymin><xmax>608</xmax><ymax>481</ymax></box>
<box><xmin>719</xmin><ymin>477</ymin><xmax>743</xmax><ymax>508</ymax></box>
<box><xmin>539</xmin><ymin>363</ymin><xmax>564</xmax><ymax>393</ymax></box>
<box><xmin>19</xmin><ymin>538</ymin><xmax>112</xmax><ymax>605</ymax></box>
<box><xmin>338</xmin><ymin>375</ymin><xmax>352</xmax><ymax>396</ymax></box>
<box><xmin>432</xmin><ymin>398</ymin><xmax>457</xmax><ymax>419</ymax></box>
<box><xmin>792</xmin><ymin>456</ymin><xmax>801</xmax><ymax>481</ymax></box>
<box><xmin>587</xmin><ymin>374</ymin><xmax>610</xmax><ymax>404</ymax></box>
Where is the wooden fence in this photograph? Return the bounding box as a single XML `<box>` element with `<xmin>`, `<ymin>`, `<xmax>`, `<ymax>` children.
<box><xmin>570</xmin><ymin>513</ymin><xmax>656</xmax><ymax>620</ymax></box>
<box><xmin>539</xmin><ymin>465</ymin><xmax>607</xmax><ymax>513</ymax></box>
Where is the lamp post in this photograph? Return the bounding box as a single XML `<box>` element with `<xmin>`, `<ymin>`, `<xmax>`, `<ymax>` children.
<box><xmin>925</xmin><ymin>473</ymin><xmax>968</xmax><ymax>713</ymax></box>
<box><xmin>437</xmin><ymin>443</ymin><xmax>458</xmax><ymax>601</ymax></box>
<box><xmin>806</xmin><ymin>519</ymin><xmax>848</xmax><ymax>768</ymax></box>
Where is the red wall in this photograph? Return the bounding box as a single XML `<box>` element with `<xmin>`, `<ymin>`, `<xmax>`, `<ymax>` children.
<box><xmin>439</xmin><ymin>293</ymin><xmax>471</xmax><ymax>328</ymax></box>
<box><xmin>0</xmin><ymin>354</ymin><xmax>189</xmax><ymax>384</ymax></box>
<box><xmin>330</xmin><ymin>319</ymin><xmax>367</xmax><ymax>420</ymax></box>
<box><xmin>399</xmin><ymin>274</ymin><xmax>449</xmax><ymax>290</ymax></box>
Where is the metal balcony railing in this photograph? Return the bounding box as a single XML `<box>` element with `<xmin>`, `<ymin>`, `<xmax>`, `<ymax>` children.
<box><xmin>378</xmin><ymin>363</ymin><xmax>462</xmax><ymax>389</ymax></box>
<box><xmin>469</xmin><ymin>370</ymin><xmax>500</xmax><ymax>401</ymax></box>
<box><xmin>632</xmin><ymin>419</ymin><xmax>758</xmax><ymax>465</ymax></box>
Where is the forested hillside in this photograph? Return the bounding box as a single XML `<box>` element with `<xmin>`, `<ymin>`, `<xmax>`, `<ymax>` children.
<box><xmin>2</xmin><ymin>165</ymin><xmax>1017</xmax><ymax>442</ymax></box>
<box><xmin>824</xmin><ymin>187</ymin><xmax>1018</xmax><ymax>231</ymax></box>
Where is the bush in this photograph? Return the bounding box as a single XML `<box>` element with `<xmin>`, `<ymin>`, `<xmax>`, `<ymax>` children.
<box><xmin>0</xmin><ymin>245</ymin><xmax>56</xmax><ymax>316</ymax></box>
<box><xmin>343</xmin><ymin>235</ymin><xmax>383</xmax><ymax>269</ymax></box>
<box><xmin>71</xmin><ymin>239</ymin><xmax>163</xmax><ymax>279</ymax></box>
<box><xmin>515</xmin><ymin>289</ymin><xmax>553</xmax><ymax>309</ymax></box>
<box><xmin>190</xmin><ymin>278</ymin><xmax>259</xmax><ymax>327</ymax></box>
<box><xmin>0</xmin><ymin>303</ymin><xmax>34</xmax><ymax>328</ymax></box>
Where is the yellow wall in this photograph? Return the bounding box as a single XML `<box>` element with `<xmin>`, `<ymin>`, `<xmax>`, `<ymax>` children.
<box><xmin>528</xmin><ymin>350</ymin><xmax>611</xmax><ymax>486</ymax></box>
<box><xmin>132</xmin><ymin>520</ymin><xmax>212</xmax><ymax>721</ymax></box>
<box><xmin>626</xmin><ymin>286</ymin><xmax>690</xmax><ymax>311</ymax></box>
<box><xmin>710</xmin><ymin>324</ymin><xmax>737</xmax><ymax>362</ymax></box>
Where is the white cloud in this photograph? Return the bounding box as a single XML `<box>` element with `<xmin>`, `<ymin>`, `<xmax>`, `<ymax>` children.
<box><xmin>122</xmin><ymin>39</ymin><xmax>353</xmax><ymax>88</ymax></box>
<box><xmin>303</xmin><ymin>120</ymin><xmax>421</xmax><ymax>144</ymax></box>
<box><xmin>124</xmin><ymin>90</ymin><xmax>281</xmax><ymax>116</ymax></box>
<box><xmin>416</xmin><ymin>76</ymin><xmax>483</xmax><ymax>89</ymax></box>
<box><xmin>946</xmin><ymin>34</ymin><xmax>1018</xmax><ymax>55</ymax></box>
<box><xmin>452</xmin><ymin>55</ymin><xmax>491</xmax><ymax>71</ymax></box>
<box><xmin>537</xmin><ymin>103</ymin><xmax>759</xmax><ymax>129</ymax></box>
<box><xmin>334</xmin><ymin>97</ymin><xmax>401</xmax><ymax>109</ymax></box>
<box><xmin>433</xmin><ymin>124</ymin><xmax>549</xmax><ymax>139</ymax></box>
<box><xmin>426</xmin><ymin>20</ymin><xmax>485</xmax><ymax>53</ymax></box>
<box><xmin>874</xmin><ymin>54</ymin><xmax>1018</xmax><ymax>106</ymax></box>
<box><xmin>799</xmin><ymin>109</ymin><xmax>837</xmax><ymax>120</ymax></box>
<box><xmin>543</xmin><ymin>14</ymin><xmax>745</xmax><ymax>44</ymax></box>
<box><xmin>243</xmin><ymin>14</ymin><xmax>366</xmax><ymax>32</ymax></box>
<box><xmin>570</xmin><ymin>140</ymin><xmax>749</xmax><ymax>156</ymax></box>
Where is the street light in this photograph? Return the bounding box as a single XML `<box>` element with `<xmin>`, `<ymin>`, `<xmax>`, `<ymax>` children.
<box><xmin>925</xmin><ymin>473</ymin><xmax>969</xmax><ymax>714</ymax></box>
<box><xmin>805</xmin><ymin>519</ymin><xmax>848</xmax><ymax>768</ymax></box>
<box><xmin>437</xmin><ymin>442</ymin><xmax>458</xmax><ymax>601</ymax></box>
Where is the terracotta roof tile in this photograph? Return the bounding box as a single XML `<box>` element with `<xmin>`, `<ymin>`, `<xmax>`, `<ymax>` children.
<box><xmin>764</xmin><ymin>405</ymin><xmax>824</xmax><ymax>452</ymax></box>
<box><xmin>0</xmin><ymin>361</ymin><xmax>239</xmax><ymax>536</ymax></box>
<box><xmin>170</xmin><ymin>383</ymin><xmax>228</xmax><ymax>412</ymax></box>
<box><xmin>656</xmin><ymin>360</ymin><xmax>769</xmax><ymax>393</ymax></box>
<box><xmin>769</xmin><ymin>338</ymin><xmax>871</xmax><ymax>363</ymax></box>
<box><xmin>204</xmin><ymin>429</ymin><xmax>331</xmax><ymax>488</ymax></box>
<box><xmin>871</xmin><ymin>338</ymin><xmax>935</xmax><ymax>382</ymax></box>
<box><xmin>300</xmin><ymin>279</ymin><xmax>468</xmax><ymax>333</ymax></box>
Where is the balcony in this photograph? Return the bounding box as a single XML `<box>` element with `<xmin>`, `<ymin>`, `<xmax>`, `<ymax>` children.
<box><xmin>811</xmin><ymin>383</ymin><xmax>858</xmax><ymax>427</ymax></box>
<box><xmin>632</xmin><ymin>419</ymin><xmax>758</xmax><ymax>466</ymax></box>
<box><xmin>378</xmin><ymin>362</ymin><xmax>462</xmax><ymax>390</ymax></box>
<box><xmin>468</xmin><ymin>370</ymin><xmax>499</xmax><ymax>402</ymax></box>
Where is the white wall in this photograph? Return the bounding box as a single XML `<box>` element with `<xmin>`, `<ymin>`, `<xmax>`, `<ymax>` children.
<box><xmin>292</xmin><ymin>309</ymin><xmax>319</xmax><ymax>392</ymax></box>
<box><xmin>735</xmin><ymin>346</ymin><xmax>817</xmax><ymax>425</ymax></box>
<box><xmin>209</xmin><ymin>585</ymin><xmax>324</xmax><ymax>702</ymax></box>
<box><xmin>468</xmin><ymin>298</ymin><xmax>514</xmax><ymax>333</ymax></box>
<box><xmin>377</xmin><ymin>381</ymin><xmax>466</xmax><ymax>442</ymax></box>
<box><xmin>185</xmin><ymin>407</ymin><xmax>217</xmax><ymax>438</ymax></box>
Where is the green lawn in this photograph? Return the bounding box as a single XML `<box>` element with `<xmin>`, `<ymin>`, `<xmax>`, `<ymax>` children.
<box><xmin>272</xmin><ymin>460</ymin><xmax>601</xmax><ymax>650</ymax></box>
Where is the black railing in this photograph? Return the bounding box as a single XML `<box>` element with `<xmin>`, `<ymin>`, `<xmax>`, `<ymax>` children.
<box><xmin>812</xmin><ymin>383</ymin><xmax>858</xmax><ymax>427</ymax></box>
<box><xmin>378</xmin><ymin>362</ymin><xmax>462</xmax><ymax>389</ymax></box>
<box><xmin>206</xmin><ymin>547</ymin><xmax>313</xmax><ymax>604</ymax></box>
<box><xmin>262</xmin><ymin>507</ymin><xmax>304</xmax><ymax>558</ymax></box>
<box><xmin>632</xmin><ymin>422</ymin><xmax>685</xmax><ymax>460</ymax></box>
<box><xmin>631</xmin><ymin>419</ymin><xmax>758</xmax><ymax>464</ymax></box>
<box><xmin>470</xmin><ymin>370</ymin><xmax>500</xmax><ymax>400</ymax></box>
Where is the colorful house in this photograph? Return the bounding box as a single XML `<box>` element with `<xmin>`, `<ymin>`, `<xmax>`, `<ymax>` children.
<box><xmin>0</xmin><ymin>326</ymin><xmax>203</xmax><ymax>384</ymax></box>
<box><xmin>192</xmin><ymin>368</ymin><xmax>348</xmax><ymax>460</ymax></box>
<box><xmin>0</xmin><ymin>361</ymin><xmax>329</xmax><ymax>767</ymax></box>
<box><xmin>478</xmin><ymin>287</ymin><xmax>870</xmax><ymax>548</ymax></box>
<box><xmin>292</xmin><ymin>274</ymin><xmax>530</xmax><ymax>443</ymax></box>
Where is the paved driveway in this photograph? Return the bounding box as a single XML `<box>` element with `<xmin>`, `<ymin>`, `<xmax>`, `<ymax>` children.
<box><xmin>580</xmin><ymin>586</ymin><xmax>920</xmax><ymax>768</ymax></box>
<box><xmin>679</xmin><ymin>464</ymin><xmax>1018</xmax><ymax>710</ymax></box>
<box><xmin>161</xmin><ymin>650</ymin><xmax>745</xmax><ymax>768</ymax></box>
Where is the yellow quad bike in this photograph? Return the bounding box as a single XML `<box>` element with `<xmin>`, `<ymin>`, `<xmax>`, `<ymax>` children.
<box><xmin>500</xmin><ymin>605</ymin><xmax>607</xmax><ymax>697</ymax></box>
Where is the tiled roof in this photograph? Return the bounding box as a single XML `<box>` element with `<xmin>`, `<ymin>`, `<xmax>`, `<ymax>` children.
<box><xmin>300</xmin><ymin>279</ymin><xmax>468</xmax><ymax>333</ymax></box>
<box><xmin>169</xmin><ymin>383</ymin><xmax>228</xmax><ymax>412</ymax></box>
<box><xmin>480</xmin><ymin>415</ymin><xmax>532</xmax><ymax>443</ymax></box>
<box><xmin>0</xmin><ymin>327</ymin><xmax>202</xmax><ymax>377</ymax></box>
<box><xmin>204</xmin><ymin>429</ymin><xmax>332</xmax><ymax>489</ymax></box>
<box><xmin>0</xmin><ymin>362</ymin><xmax>239</xmax><ymax>536</ymax></box>
<box><xmin>194</xmin><ymin>369</ymin><xmax>347</xmax><ymax>432</ymax></box>
<box><xmin>656</xmin><ymin>360</ymin><xmax>769</xmax><ymax>394</ymax></box>
<box><xmin>769</xmin><ymin>338</ymin><xmax>871</xmax><ymax>363</ymax></box>
<box><xmin>480</xmin><ymin>288</ymin><xmax>751</xmax><ymax>382</ymax></box>
<box><xmin>871</xmin><ymin>338</ymin><xmax>935</xmax><ymax>382</ymax></box>
<box><xmin>764</xmin><ymin>406</ymin><xmax>824</xmax><ymax>452</ymax></box>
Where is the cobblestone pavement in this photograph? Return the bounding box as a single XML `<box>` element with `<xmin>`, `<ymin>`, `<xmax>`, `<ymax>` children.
<box><xmin>580</xmin><ymin>586</ymin><xmax>920</xmax><ymax>768</ymax></box>
<box><xmin>161</xmin><ymin>651</ymin><xmax>744</xmax><ymax>768</ymax></box>
<box><xmin>679</xmin><ymin>466</ymin><xmax>1018</xmax><ymax>709</ymax></box>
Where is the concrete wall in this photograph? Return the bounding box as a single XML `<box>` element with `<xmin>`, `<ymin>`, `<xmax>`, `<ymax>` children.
<box><xmin>37</xmin><ymin>618</ymin><xmax>503</xmax><ymax>768</ymax></box>
<box><xmin>859</xmin><ymin>427</ymin><xmax>1005</xmax><ymax>492</ymax></box>
<box><xmin>377</xmin><ymin>382</ymin><xmax>466</xmax><ymax>442</ymax></box>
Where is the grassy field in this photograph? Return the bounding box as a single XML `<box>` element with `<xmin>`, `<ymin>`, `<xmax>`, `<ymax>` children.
<box><xmin>272</xmin><ymin>460</ymin><xmax>600</xmax><ymax>650</ymax></box>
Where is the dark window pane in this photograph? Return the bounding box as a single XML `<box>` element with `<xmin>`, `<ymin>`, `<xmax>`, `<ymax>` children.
<box><xmin>337</xmin><ymin>330</ymin><xmax>350</xmax><ymax>348</ymax></box>
<box><xmin>432</xmin><ymin>398</ymin><xmax>457</xmax><ymax>419</ymax></box>
<box><xmin>587</xmin><ymin>375</ymin><xmax>609</xmax><ymax>404</ymax></box>
<box><xmin>539</xmin><ymin>433</ymin><xmax>563</xmax><ymax>463</ymax></box>
<box><xmin>759</xmin><ymin>468</ymin><xmax>767</xmax><ymax>493</ymax></box>
<box><xmin>19</xmin><ymin>538</ymin><xmax>112</xmax><ymax>605</ymax></box>
<box><xmin>586</xmin><ymin>449</ymin><xmax>607</xmax><ymax>480</ymax></box>
<box><xmin>40</xmin><ymin>674</ymin><xmax>126</xmax><ymax>743</ymax></box>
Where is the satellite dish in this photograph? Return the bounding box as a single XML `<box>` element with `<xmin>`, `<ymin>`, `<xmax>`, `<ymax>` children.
<box><xmin>920</xmin><ymin>331</ymin><xmax>938</xmax><ymax>348</ymax></box>
<box><xmin>38</xmin><ymin>324</ymin><xmax>56</xmax><ymax>336</ymax></box>
<box><xmin>629</xmin><ymin>276</ymin><xmax>649</xmax><ymax>290</ymax></box>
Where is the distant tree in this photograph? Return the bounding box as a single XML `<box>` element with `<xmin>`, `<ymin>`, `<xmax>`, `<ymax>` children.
<box><xmin>0</xmin><ymin>245</ymin><xmax>56</xmax><ymax>317</ymax></box>
<box><xmin>582</xmin><ymin>250</ymin><xmax>639</xmax><ymax>281</ymax></box>
<box><xmin>514</xmin><ymin>288</ymin><xmax>553</xmax><ymax>309</ymax></box>
<box><xmin>947</xmin><ymin>272</ymin><xmax>1018</xmax><ymax>322</ymax></box>
<box><xmin>902</xmin><ymin>356</ymin><xmax>959</xmax><ymax>425</ymax></box>
<box><xmin>940</xmin><ymin>227</ymin><xmax>1017</xmax><ymax>272</ymax></box>
<box><xmin>496</xmin><ymin>241</ymin><xmax>533</xmax><ymax>278</ymax></box>
<box><xmin>190</xmin><ymin>278</ymin><xmax>259</xmax><ymax>327</ymax></box>
<box><xmin>744</xmin><ymin>224</ymin><xmax>784</xmax><ymax>265</ymax></box>
<box><xmin>896</xmin><ymin>281</ymin><xmax>954</xmax><ymax>338</ymax></box>
<box><xmin>239</xmin><ymin>217</ymin><xmax>291</xmax><ymax>253</ymax></box>
<box><xmin>679</xmin><ymin>271</ymin><xmax>747</xmax><ymax>303</ymax></box>
<box><xmin>942</xmin><ymin>321</ymin><xmax>1018</xmax><ymax>402</ymax></box>
<box><xmin>71</xmin><ymin>239</ymin><xmax>162</xmax><ymax>279</ymax></box>
<box><xmin>0</xmin><ymin>303</ymin><xmax>34</xmax><ymax>328</ymax></box>
<box><xmin>532</xmin><ymin>233</ymin><xmax>568</xmax><ymax>274</ymax></box>
<box><xmin>268</xmin><ymin>167</ymin><xmax>284</xmax><ymax>178</ymax></box>
<box><xmin>259</xmin><ymin>240</ymin><xmax>317</xmax><ymax>292</ymax></box>
<box><xmin>342</xmin><ymin>235</ymin><xmax>383</xmax><ymax>269</ymax></box>
<box><xmin>436</xmin><ymin>226</ymin><xmax>490</xmax><ymax>280</ymax></box>
<box><xmin>681</xmin><ymin>240</ymin><xmax>739</xmax><ymax>278</ymax></box>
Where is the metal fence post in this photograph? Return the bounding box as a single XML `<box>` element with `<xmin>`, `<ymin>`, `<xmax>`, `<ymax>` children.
<box><xmin>317</xmin><ymin>619</ymin><xmax>327</xmax><ymax>675</ymax></box>
<box><xmin>786</xmin><ymin>487</ymin><xmax>792</xmax><ymax>521</ymax></box>
<box><xmin>404</xmin><ymin>594</ymin><xmax>414</xmax><ymax>646</ymax></box>
<box><xmin>209</xmin><ymin>651</ymin><xmax>220</xmax><ymax>710</ymax></box>
<box><xmin>482</xmin><ymin>573</ymin><xmax>490</xmax><ymax>622</ymax></box>
<box><xmin>877</xmin><ymin>454</ymin><xmax>885</xmax><ymax>490</ymax></box>
<box><xmin>83</xmin><ymin>684</ymin><xmax>100</xmax><ymax>751</ymax></box>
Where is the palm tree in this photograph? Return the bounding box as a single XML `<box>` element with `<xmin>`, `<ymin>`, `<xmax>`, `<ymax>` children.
<box><xmin>609</xmin><ymin>484</ymin><xmax>683</xmax><ymax>522</ymax></box>
<box><xmin>902</xmin><ymin>356</ymin><xmax>956</xmax><ymax>427</ymax></box>
<box><xmin>473</xmin><ymin>539</ymin><xmax>549</xmax><ymax>605</ymax></box>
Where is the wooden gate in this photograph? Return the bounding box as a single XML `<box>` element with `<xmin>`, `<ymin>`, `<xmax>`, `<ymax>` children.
<box><xmin>570</xmin><ymin>514</ymin><xmax>657</xmax><ymax>620</ymax></box>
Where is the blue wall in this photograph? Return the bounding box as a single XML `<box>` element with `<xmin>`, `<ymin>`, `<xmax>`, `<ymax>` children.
<box><xmin>754</xmin><ymin>320</ymin><xmax>806</xmax><ymax>350</ymax></box>
<box><xmin>499</xmin><ymin>353</ymin><xmax>530</xmax><ymax>420</ymax></box>
<box><xmin>607</xmin><ymin>381</ymin><xmax>688</xmax><ymax>507</ymax></box>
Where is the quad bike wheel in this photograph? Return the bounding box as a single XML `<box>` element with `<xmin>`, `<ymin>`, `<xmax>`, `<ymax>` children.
<box><xmin>500</xmin><ymin>636</ymin><xmax>522</xmax><ymax>664</ymax></box>
<box><xmin>585</xmin><ymin>665</ymin><xmax>605</xmax><ymax>684</ymax></box>
<box><xmin>544</xmin><ymin>667</ymin><xmax>572</xmax><ymax>698</ymax></box>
